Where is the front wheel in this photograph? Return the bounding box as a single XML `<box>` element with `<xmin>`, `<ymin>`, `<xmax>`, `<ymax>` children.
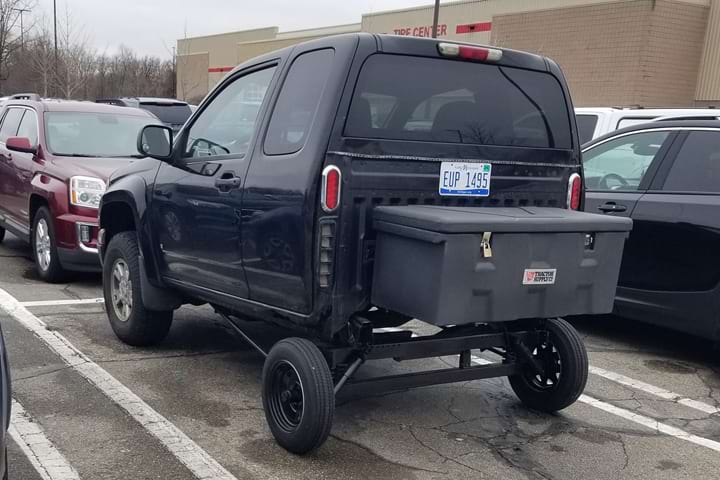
<box><xmin>103</xmin><ymin>232</ymin><xmax>173</xmax><ymax>346</ymax></box>
<box><xmin>262</xmin><ymin>338</ymin><xmax>335</xmax><ymax>454</ymax></box>
<box><xmin>0</xmin><ymin>225</ymin><xmax>5</xmax><ymax>243</ymax></box>
<box><xmin>31</xmin><ymin>207</ymin><xmax>65</xmax><ymax>282</ymax></box>
<box><xmin>509</xmin><ymin>318</ymin><xmax>588</xmax><ymax>412</ymax></box>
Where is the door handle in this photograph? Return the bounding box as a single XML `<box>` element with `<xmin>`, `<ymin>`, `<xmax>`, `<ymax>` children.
<box><xmin>598</xmin><ymin>202</ymin><xmax>627</xmax><ymax>213</ymax></box>
<box><xmin>215</xmin><ymin>173</ymin><xmax>242</xmax><ymax>191</ymax></box>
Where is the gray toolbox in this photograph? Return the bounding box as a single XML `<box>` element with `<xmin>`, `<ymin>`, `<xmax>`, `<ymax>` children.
<box><xmin>371</xmin><ymin>206</ymin><xmax>633</xmax><ymax>326</ymax></box>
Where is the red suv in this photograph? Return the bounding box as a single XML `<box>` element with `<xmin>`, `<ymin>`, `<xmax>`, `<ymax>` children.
<box><xmin>0</xmin><ymin>94</ymin><xmax>156</xmax><ymax>281</ymax></box>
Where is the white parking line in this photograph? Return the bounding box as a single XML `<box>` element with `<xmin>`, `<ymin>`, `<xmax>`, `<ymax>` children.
<box><xmin>20</xmin><ymin>298</ymin><xmax>104</xmax><ymax>307</ymax></box>
<box><xmin>579</xmin><ymin>394</ymin><xmax>720</xmax><ymax>452</ymax></box>
<box><xmin>9</xmin><ymin>399</ymin><xmax>80</xmax><ymax>480</ymax></box>
<box><xmin>0</xmin><ymin>288</ymin><xmax>247</xmax><ymax>480</ymax></box>
<box><xmin>589</xmin><ymin>365</ymin><xmax>720</xmax><ymax>415</ymax></box>
<box><xmin>469</xmin><ymin>356</ymin><xmax>720</xmax><ymax>453</ymax></box>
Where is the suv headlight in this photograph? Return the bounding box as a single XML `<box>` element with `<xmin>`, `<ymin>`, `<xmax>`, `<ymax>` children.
<box><xmin>70</xmin><ymin>176</ymin><xmax>106</xmax><ymax>209</ymax></box>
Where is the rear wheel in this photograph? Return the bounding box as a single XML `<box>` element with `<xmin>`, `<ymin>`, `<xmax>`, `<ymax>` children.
<box><xmin>509</xmin><ymin>318</ymin><xmax>588</xmax><ymax>412</ymax></box>
<box><xmin>31</xmin><ymin>207</ymin><xmax>65</xmax><ymax>282</ymax></box>
<box><xmin>0</xmin><ymin>226</ymin><xmax>5</xmax><ymax>243</ymax></box>
<box><xmin>103</xmin><ymin>232</ymin><xmax>173</xmax><ymax>346</ymax></box>
<box><xmin>262</xmin><ymin>338</ymin><xmax>335</xmax><ymax>454</ymax></box>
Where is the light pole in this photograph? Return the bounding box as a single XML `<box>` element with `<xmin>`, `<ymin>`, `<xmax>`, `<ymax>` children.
<box><xmin>431</xmin><ymin>0</ymin><xmax>440</xmax><ymax>38</ymax></box>
<box><xmin>53</xmin><ymin>0</ymin><xmax>58</xmax><ymax>69</ymax></box>
<box><xmin>12</xmin><ymin>8</ymin><xmax>30</xmax><ymax>51</ymax></box>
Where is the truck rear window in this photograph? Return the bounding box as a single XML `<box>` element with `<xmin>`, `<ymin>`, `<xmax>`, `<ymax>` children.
<box><xmin>345</xmin><ymin>54</ymin><xmax>572</xmax><ymax>149</ymax></box>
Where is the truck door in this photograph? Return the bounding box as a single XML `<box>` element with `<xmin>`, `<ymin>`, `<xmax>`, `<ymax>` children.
<box><xmin>151</xmin><ymin>64</ymin><xmax>277</xmax><ymax>298</ymax></box>
<box><xmin>242</xmin><ymin>47</ymin><xmax>339</xmax><ymax>313</ymax></box>
<box><xmin>8</xmin><ymin>109</ymin><xmax>39</xmax><ymax>228</ymax></box>
<box><xmin>0</xmin><ymin>108</ymin><xmax>26</xmax><ymax>233</ymax></box>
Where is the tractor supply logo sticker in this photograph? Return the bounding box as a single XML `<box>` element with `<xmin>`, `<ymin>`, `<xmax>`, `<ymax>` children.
<box><xmin>523</xmin><ymin>269</ymin><xmax>557</xmax><ymax>285</ymax></box>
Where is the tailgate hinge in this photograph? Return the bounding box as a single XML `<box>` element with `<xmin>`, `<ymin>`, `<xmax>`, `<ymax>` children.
<box><xmin>481</xmin><ymin>231</ymin><xmax>493</xmax><ymax>258</ymax></box>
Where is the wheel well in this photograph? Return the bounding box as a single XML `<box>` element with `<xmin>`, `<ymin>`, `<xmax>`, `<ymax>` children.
<box><xmin>29</xmin><ymin>195</ymin><xmax>48</xmax><ymax>223</ymax></box>
<box><xmin>101</xmin><ymin>202</ymin><xmax>136</xmax><ymax>244</ymax></box>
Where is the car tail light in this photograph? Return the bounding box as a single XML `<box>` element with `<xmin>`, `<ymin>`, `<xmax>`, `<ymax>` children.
<box><xmin>567</xmin><ymin>173</ymin><xmax>582</xmax><ymax>210</ymax></box>
<box><xmin>321</xmin><ymin>165</ymin><xmax>341</xmax><ymax>212</ymax></box>
<box><xmin>437</xmin><ymin>42</ymin><xmax>503</xmax><ymax>62</ymax></box>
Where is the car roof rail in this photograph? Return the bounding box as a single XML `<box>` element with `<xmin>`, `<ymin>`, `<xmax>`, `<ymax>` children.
<box><xmin>10</xmin><ymin>93</ymin><xmax>41</xmax><ymax>101</ymax></box>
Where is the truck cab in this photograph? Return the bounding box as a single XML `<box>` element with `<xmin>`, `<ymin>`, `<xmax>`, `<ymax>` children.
<box><xmin>98</xmin><ymin>33</ymin><xmax>631</xmax><ymax>454</ymax></box>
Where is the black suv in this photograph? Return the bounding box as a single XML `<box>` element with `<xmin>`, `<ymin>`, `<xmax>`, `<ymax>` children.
<box><xmin>583</xmin><ymin>120</ymin><xmax>720</xmax><ymax>339</ymax></box>
<box><xmin>97</xmin><ymin>33</ymin><xmax>631</xmax><ymax>454</ymax></box>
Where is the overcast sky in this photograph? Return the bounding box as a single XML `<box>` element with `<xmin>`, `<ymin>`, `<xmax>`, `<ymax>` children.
<box><xmin>31</xmin><ymin>0</ymin><xmax>434</xmax><ymax>59</ymax></box>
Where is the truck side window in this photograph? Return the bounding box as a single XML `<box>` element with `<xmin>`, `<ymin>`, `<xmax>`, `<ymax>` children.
<box><xmin>16</xmin><ymin>110</ymin><xmax>39</xmax><ymax>146</ymax></box>
<box><xmin>184</xmin><ymin>66</ymin><xmax>276</xmax><ymax>159</ymax></box>
<box><xmin>0</xmin><ymin>108</ymin><xmax>24</xmax><ymax>142</ymax></box>
<box><xmin>662</xmin><ymin>131</ymin><xmax>720</xmax><ymax>193</ymax></box>
<box><xmin>264</xmin><ymin>49</ymin><xmax>334</xmax><ymax>156</ymax></box>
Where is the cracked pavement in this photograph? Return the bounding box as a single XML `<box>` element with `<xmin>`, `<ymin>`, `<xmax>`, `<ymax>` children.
<box><xmin>2</xmin><ymin>233</ymin><xmax>720</xmax><ymax>479</ymax></box>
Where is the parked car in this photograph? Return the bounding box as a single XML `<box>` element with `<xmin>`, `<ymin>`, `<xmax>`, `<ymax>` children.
<box><xmin>575</xmin><ymin>107</ymin><xmax>719</xmax><ymax>144</ymax></box>
<box><xmin>0</xmin><ymin>323</ymin><xmax>9</xmax><ymax>480</ymax></box>
<box><xmin>0</xmin><ymin>95</ymin><xmax>157</xmax><ymax>281</ymax></box>
<box><xmin>98</xmin><ymin>33</ymin><xmax>630</xmax><ymax>454</ymax></box>
<box><xmin>95</xmin><ymin>97</ymin><xmax>193</xmax><ymax>132</ymax></box>
<box><xmin>582</xmin><ymin>120</ymin><xmax>720</xmax><ymax>339</ymax></box>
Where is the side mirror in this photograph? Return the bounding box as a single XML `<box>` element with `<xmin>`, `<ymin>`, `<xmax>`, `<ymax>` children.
<box><xmin>138</xmin><ymin>125</ymin><xmax>173</xmax><ymax>160</ymax></box>
<box><xmin>6</xmin><ymin>136</ymin><xmax>36</xmax><ymax>155</ymax></box>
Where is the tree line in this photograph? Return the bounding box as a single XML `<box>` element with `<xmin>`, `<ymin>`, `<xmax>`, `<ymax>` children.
<box><xmin>0</xmin><ymin>0</ymin><xmax>175</xmax><ymax>100</ymax></box>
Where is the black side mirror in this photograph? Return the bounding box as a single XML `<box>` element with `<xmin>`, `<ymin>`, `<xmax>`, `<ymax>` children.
<box><xmin>138</xmin><ymin>125</ymin><xmax>173</xmax><ymax>160</ymax></box>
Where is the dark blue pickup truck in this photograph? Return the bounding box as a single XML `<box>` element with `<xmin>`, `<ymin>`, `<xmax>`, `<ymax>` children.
<box><xmin>97</xmin><ymin>33</ymin><xmax>631</xmax><ymax>454</ymax></box>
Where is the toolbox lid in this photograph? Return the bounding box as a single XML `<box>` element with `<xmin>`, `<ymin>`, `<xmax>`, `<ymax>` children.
<box><xmin>374</xmin><ymin>206</ymin><xmax>633</xmax><ymax>234</ymax></box>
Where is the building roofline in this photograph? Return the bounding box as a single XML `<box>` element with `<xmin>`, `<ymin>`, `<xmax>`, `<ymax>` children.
<box><xmin>236</xmin><ymin>23</ymin><xmax>361</xmax><ymax>46</ymax></box>
<box><xmin>178</xmin><ymin>26</ymin><xmax>279</xmax><ymax>43</ymax></box>
<box><xmin>362</xmin><ymin>0</ymin><xmax>487</xmax><ymax>18</ymax></box>
<box><xmin>275</xmin><ymin>23</ymin><xmax>361</xmax><ymax>39</ymax></box>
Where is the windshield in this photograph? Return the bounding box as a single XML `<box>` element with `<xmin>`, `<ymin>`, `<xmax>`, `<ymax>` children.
<box><xmin>345</xmin><ymin>54</ymin><xmax>572</xmax><ymax>149</ymax></box>
<box><xmin>140</xmin><ymin>103</ymin><xmax>192</xmax><ymax>126</ymax></box>
<box><xmin>45</xmin><ymin>111</ymin><xmax>153</xmax><ymax>157</ymax></box>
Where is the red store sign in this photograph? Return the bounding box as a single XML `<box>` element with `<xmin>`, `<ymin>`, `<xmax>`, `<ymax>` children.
<box><xmin>392</xmin><ymin>22</ymin><xmax>492</xmax><ymax>38</ymax></box>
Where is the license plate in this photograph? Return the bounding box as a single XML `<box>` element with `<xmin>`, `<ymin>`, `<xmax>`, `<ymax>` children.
<box><xmin>439</xmin><ymin>162</ymin><xmax>492</xmax><ymax>196</ymax></box>
<box><xmin>523</xmin><ymin>269</ymin><xmax>557</xmax><ymax>285</ymax></box>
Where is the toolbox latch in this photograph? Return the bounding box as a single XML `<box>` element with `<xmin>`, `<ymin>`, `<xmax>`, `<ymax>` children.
<box><xmin>481</xmin><ymin>232</ymin><xmax>493</xmax><ymax>258</ymax></box>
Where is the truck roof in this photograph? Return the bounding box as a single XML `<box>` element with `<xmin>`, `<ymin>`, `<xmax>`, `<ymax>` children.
<box><xmin>228</xmin><ymin>33</ymin><xmax>559</xmax><ymax>78</ymax></box>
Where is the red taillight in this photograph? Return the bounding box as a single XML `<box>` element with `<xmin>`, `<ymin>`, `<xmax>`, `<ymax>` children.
<box><xmin>321</xmin><ymin>165</ymin><xmax>341</xmax><ymax>212</ymax></box>
<box><xmin>437</xmin><ymin>42</ymin><xmax>503</xmax><ymax>62</ymax></box>
<box><xmin>567</xmin><ymin>173</ymin><xmax>582</xmax><ymax>210</ymax></box>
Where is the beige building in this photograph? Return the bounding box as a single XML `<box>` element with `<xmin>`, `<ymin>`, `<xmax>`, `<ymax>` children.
<box><xmin>177</xmin><ymin>0</ymin><xmax>720</xmax><ymax>107</ymax></box>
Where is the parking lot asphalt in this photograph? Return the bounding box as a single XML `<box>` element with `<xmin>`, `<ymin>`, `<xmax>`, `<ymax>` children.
<box><xmin>2</xmin><ymin>232</ymin><xmax>720</xmax><ymax>480</ymax></box>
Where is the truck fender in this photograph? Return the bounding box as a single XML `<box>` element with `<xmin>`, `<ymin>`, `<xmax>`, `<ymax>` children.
<box><xmin>100</xmin><ymin>177</ymin><xmax>183</xmax><ymax>312</ymax></box>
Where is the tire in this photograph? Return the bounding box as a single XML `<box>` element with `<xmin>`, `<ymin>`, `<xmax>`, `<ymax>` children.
<box><xmin>262</xmin><ymin>338</ymin><xmax>335</xmax><ymax>454</ymax></box>
<box><xmin>509</xmin><ymin>318</ymin><xmax>588</xmax><ymax>412</ymax></box>
<box><xmin>31</xmin><ymin>207</ymin><xmax>65</xmax><ymax>283</ymax></box>
<box><xmin>103</xmin><ymin>232</ymin><xmax>173</xmax><ymax>346</ymax></box>
<box><xmin>0</xmin><ymin>225</ymin><xmax>5</xmax><ymax>243</ymax></box>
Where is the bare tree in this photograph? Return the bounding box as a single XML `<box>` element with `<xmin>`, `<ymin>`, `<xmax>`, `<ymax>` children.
<box><xmin>26</xmin><ymin>20</ymin><xmax>53</xmax><ymax>96</ymax></box>
<box><xmin>6</xmin><ymin>3</ymin><xmax>175</xmax><ymax>100</ymax></box>
<box><xmin>0</xmin><ymin>0</ymin><xmax>34</xmax><ymax>93</ymax></box>
<box><xmin>54</xmin><ymin>5</ymin><xmax>96</xmax><ymax>99</ymax></box>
